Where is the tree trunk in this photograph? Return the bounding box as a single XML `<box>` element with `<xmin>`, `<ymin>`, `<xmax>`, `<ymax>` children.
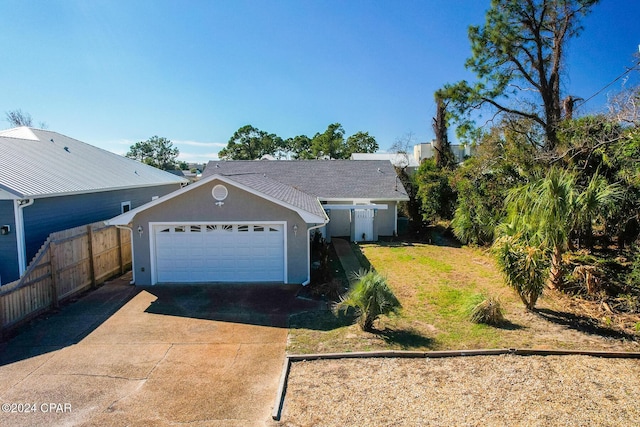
<box><xmin>527</xmin><ymin>292</ymin><xmax>539</xmax><ymax>311</ymax></box>
<box><xmin>432</xmin><ymin>96</ymin><xmax>450</xmax><ymax>168</ymax></box>
<box><xmin>549</xmin><ymin>244</ymin><xmax>564</xmax><ymax>290</ymax></box>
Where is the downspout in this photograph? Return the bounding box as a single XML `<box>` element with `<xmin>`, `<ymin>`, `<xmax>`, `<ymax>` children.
<box><xmin>14</xmin><ymin>199</ymin><xmax>34</xmax><ymax>276</ymax></box>
<box><xmin>394</xmin><ymin>201</ymin><xmax>398</xmax><ymax>236</ymax></box>
<box><xmin>114</xmin><ymin>225</ymin><xmax>136</xmax><ymax>285</ymax></box>
<box><xmin>302</xmin><ymin>223</ymin><xmax>328</xmax><ymax>286</ymax></box>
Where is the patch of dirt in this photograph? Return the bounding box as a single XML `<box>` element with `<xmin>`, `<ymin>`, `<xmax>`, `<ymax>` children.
<box><xmin>278</xmin><ymin>355</ymin><xmax>640</xmax><ymax>427</ymax></box>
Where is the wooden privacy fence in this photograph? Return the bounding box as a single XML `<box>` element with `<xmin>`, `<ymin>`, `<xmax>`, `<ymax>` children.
<box><xmin>0</xmin><ymin>221</ymin><xmax>132</xmax><ymax>339</ymax></box>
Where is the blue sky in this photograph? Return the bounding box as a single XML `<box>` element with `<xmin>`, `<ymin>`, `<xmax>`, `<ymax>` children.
<box><xmin>1</xmin><ymin>0</ymin><xmax>638</xmax><ymax>164</ymax></box>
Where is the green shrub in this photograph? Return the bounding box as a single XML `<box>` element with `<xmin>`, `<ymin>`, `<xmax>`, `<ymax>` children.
<box><xmin>469</xmin><ymin>296</ymin><xmax>505</xmax><ymax>325</ymax></box>
<box><xmin>310</xmin><ymin>232</ymin><xmax>331</xmax><ymax>285</ymax></box>
<box><xmin>493</xmin><ymin>236</ymin><xmax>549</xmax><ymax>310</ymax></box>
<box><xmin>336</xmin><ymin>269</ymin><xmax>402</xmax><ymax>331</ymax></box>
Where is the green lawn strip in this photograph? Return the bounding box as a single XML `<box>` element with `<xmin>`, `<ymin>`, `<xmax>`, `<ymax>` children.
<box><xmin>286</xmin><ymin>241</ymin><xmax>638</xmax><ymax>354</ymax></box>
<box><xmin>287</xmin><ymin>241</ymin><xmax>513</xmax><ymax>354</ymax></box>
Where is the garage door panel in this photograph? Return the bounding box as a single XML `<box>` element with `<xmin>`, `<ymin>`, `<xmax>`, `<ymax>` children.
<box><xmin>153</xmin><ymin>223</ymin><xmax>285</xmax><ymax>283</ymax></box>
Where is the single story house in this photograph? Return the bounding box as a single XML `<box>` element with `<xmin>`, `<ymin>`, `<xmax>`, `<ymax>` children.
<box><xmin>0</xmin><ymin>127</ymin><xmax>188</xmax><ymax>285</ymax></box>
<box><xmin>106</xmin><ymin>160</ymin><xmax>409</xmax><ymax>285</ymax></box>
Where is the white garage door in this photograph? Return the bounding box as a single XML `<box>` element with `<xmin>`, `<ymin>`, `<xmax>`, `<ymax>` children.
<box><xmin>153</xmin><ymin>223</ymin><xmax>285</xmax><ymax>283</ymax></box>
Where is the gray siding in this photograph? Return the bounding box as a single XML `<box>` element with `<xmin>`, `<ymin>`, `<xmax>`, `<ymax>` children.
<box><xmin>132</xmin><ymin>179</ymin><xmax>311</xmax><ymax>285</ymax></box>
<box><xmin>326</xmin><ymin>206</ymin><xmax>351</xmax><ymax>238</ymax></box>
<box><xmin>323</xmin><ymin>201</ymin><xmax>397</xmax><ymax>241</ymax></box>
<box><xmin>0</xmin><ymin>200</ymin><xmax>18</xmax><ymax>284</ymax></box>
<box><xmin>376</xmin><ymin>202</ymin><xmax>396</xmax><ymax>236</ymax></box>
<box><xmin>0</xmin><ymin>184</ymin><xmax>181</xmax><ymax>284</ymax></box>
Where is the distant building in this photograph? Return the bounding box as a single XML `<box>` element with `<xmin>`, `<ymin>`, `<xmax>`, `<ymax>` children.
<box><xmin>414</xmin><ymin>140</ymin><xmax>476</xmax><ymax>164</ymax></box>
<box><xmin>351</xmin><ymin>140</ymin><xmax>475</xmax><ymax>172</ymax></box>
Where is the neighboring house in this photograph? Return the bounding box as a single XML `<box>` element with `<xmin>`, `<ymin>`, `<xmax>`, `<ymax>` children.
<box><xmin>106</xmin><ymin>160</ymin><xmax>409</xmax><ymax>286</ymax></box>
<box><xmin>167</xmin><ymin>169</ymin><xmax>202</xmax><ymax>183</ymax></box>
<box><xmin>350</xmin><ymin>152</ymin><xmax>420</xmax><ymax>172</ymax></box>
<box><xmin>351</xmin><ymin>141</ymin><xmax>475</xmax><ymax>173</ymax></box>
<box><xmin>414</xmin><ymin>140</ymin><xmax>476</xmax><ymax>164</ymax></box>
<box><xmin>167</xmin><ymin>169</ymin><xmax>186</xmax><ymax>177</ymax></box>
<box><xmin>0</xmin><ymin>127</ymin><xmax>188</xmax><ymax>285</ymax></box>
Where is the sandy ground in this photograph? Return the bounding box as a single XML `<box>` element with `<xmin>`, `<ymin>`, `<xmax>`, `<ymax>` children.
<box><xmin>278</xmin><ymin>354</ymin><xmax>640</xmax><ymax>427</ymax></box>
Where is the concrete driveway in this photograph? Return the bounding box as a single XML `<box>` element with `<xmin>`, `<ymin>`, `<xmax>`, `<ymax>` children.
<box><xmin>0</xmin><ymin>274</ymin><xmax>322</xmax><ymax>426</ymax></box>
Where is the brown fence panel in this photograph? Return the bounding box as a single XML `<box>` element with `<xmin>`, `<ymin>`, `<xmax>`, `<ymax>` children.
<box><xmin>54</xmin><ymin>231</ymin><xmax>93</xmax><ymax>300</ymax></box>
<box><xmin>1</xmin><ymin>221</ymin><xmax>132</xmax><ymax>339</ymax></box>
<box><xmin>92</xmin><ymin>225</ymin><xmax>124</xmax><ymax>284</ymax></box>
<box><xmin>120</xmin><ymin>228</ymin><xmax>132</xmax><ymax>269</ymax></box>
<box><xmin>2</xmin><ymin>279</ymin><xmax>53</xmax><ymax>329</ymax></box>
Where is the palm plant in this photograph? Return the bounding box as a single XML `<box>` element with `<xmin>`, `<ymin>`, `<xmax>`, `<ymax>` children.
<box><xmin>502</xmin><ymin>167</ymin><xmax>577</xmax><ymax>289</ymax></box>
<box><xmin>496</xmin><ymin>167</ymin><xmax>624</xmax><ymax>307</ymax></box>
<box><xmin>573</xmin><ymin>172</ymin><xmax>624</xmax><ymax>249</ymax></box>
<box><xmin>493</xmin><ymin>235</ymin><xmax>549</xmax><ymax>310</ymax></box>
<box><xmin>451</xmin><ymin>202</ymin><xmax>498</xmax><ymax>245</ymax></box>
<box><xmin>336</xmin><ymin>269</ymin><xmax>401</xmax><ymax>331</ymax></box>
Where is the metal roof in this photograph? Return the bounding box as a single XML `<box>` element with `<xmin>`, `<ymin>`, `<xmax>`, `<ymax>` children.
<box><xmin>202</xmin><ymin>160</ymin><xmax>409</xmax><ymax>201</ymax></box>
<box><xmin>0</xmin><ymin>127</ymin><xmax>187</xmax><ymax>199</ymax></box>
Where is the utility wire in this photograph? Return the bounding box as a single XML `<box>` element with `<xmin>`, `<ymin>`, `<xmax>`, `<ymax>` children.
<box><xmin>575</xmin><ymin>59</ymin><xmax>640</xmax><ymax>109</ymax></box>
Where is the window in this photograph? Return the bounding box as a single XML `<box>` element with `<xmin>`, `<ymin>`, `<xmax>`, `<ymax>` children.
<box><xmin>121</xmin><ymin>201</ymin><xmax>131</xmax><ymax>213</ymax></box>
<box><xmin>212</xmin><ymin>184</ymin><xmax>228</xmax><ymax>201</ymax></box>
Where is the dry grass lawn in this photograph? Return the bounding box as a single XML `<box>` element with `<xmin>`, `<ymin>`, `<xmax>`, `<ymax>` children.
<box><xmin>287</xmin><ymin>241</ymin><xmax>640</xmax><ymax>354</ymax></box>
<box><xmin>280</xmin><ymin>241</ymin><xmax>640</xmax><ymax>427</ymax></box>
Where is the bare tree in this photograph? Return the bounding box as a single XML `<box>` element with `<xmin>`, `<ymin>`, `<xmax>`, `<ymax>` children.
<box><xmin>389</xmin><ymin>131</ymin><xmax>415</xmax><ymax>170</ymax></box>
<box><xmin>6</xmin><ymin>109</ymin><xmax>33</xmax><ymax>127</ymax></box>
<box><xmin>607</xmin><ymin>85</ymin><xmax>640</xmax><ymax>126</ymax></box>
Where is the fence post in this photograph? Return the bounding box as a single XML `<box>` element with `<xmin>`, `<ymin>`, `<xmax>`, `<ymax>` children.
<box><xmin>87</xmin><ymin>225</ymin><xmax>97</xmax><ymax>289</ymax></box>
<box><xmin>117</xmin><ymin>227</ymin><xmax>124</xmax><ymax>275</ymax></box>
<box><xmin>49</xmin><ymin>241</ymin><xmax>59</xmax><ymax>309</ymax></box>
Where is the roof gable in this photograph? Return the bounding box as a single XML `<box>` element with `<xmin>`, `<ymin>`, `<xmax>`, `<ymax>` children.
<box><xmin>106</xmin><ymin>173</ymin><xmax>328</xmax><ymax>226</ymax></box>
<box><xmin>202</xmin><ymin>160</ymin><xmax>409</xmax><ymax>200</ymax></box>
<box><xmin>0</xmin><ymin>127</ymin><xmax>188</xmax><ymax>199</ymax></box>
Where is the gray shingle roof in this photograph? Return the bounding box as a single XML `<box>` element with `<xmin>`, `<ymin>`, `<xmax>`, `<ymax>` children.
<box><xmin>203</xmin><ymin>160</ymin><xmax>409</xmax><ymax>200</ymax></box>
<box><xmin>107</xmin><ymin>172</ymin><xmax>328</xmax><ymax>226</ymax></box>
<box><xmin>222</xmin><ymin>173</ymin><xmax>327</xmax><ymax>219</ymax></box>
<box><xmin>0</xmin><ymin>127</ymin><xmax>187</xmax><ymax>199</ymax></box>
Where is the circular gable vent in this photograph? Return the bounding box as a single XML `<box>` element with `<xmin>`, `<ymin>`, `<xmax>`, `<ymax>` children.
<box><xmin>212</xmin><ymin>184</ymin><xmax>228</xmax><ymax>201</ymax></box>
